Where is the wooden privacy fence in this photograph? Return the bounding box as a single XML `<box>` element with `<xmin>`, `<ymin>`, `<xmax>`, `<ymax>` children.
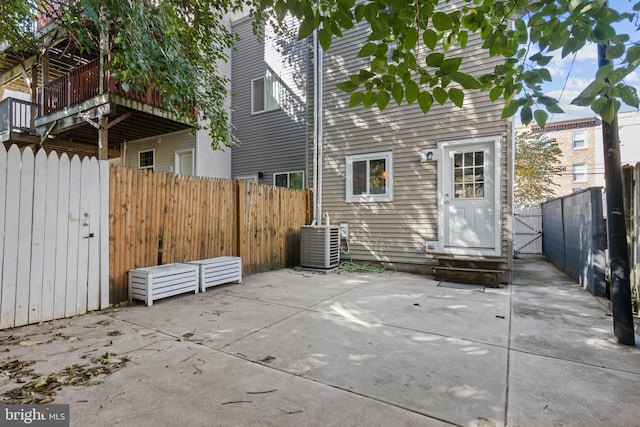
<box><xmin>109</xmin><ymin>166</ymin><xmax>311</xmax><ymax>303</ymax></box>
<box><xmin>0</xmin><ymin>145</ymin><xmax>109</xmax><ymax>329</ymax></box>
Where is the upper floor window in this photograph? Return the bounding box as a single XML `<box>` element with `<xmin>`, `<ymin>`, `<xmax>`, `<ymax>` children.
<box><xmin>346</xmin><ymin>152</ymin><xmax>393</xmax><ymax>202</ymax></box>
<box><xmin>572</xmin><ymin>163</ymin><xmax>587</xmax><ymax>182</ymax></box>
<box><xmin>274</xmin><ymin>171</ymin><xmax>304</xmax><ymax>189</ymax></box>
<box><xmin>139</xmin><ymin>150</ymin><xmax>155</xmax><ymax>171</ymax></box>
<box><xmin>572</xmin><ymin>130</ymin><xmax>586</xmax><ymax>149</ymax></box>
<box><xmin>251</xmin><ymin>72</ymin><xmax>279</xmax><ymax>114</ymax></box>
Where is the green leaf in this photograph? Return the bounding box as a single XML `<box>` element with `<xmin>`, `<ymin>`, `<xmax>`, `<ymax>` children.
<box><xmin>334</xmin><ymin>11</ymin><xmax>354</xmax><ymax>29</ymax></box>
<box><xmin>377</xmin><ymin>91</ymin><xmax>390</xmax><ymax>110</ymax></box>
<box><xmin>534</xmin><ymin>110</ymin><xmax>548</xmax><ymax>129</ymax></box>
<box><xmin>349</xmin><ymin>92</ymin><xmax>364</xmax><ymax>107</ymax></box>
<box><xmin>520</xmin><ymin>105</ymin><xmax>533</xmax><ymax>125</ymax></box>
<box><xmin>417</xmin><ymin>92</ymin><xmax>434</xmax><ymax>114</ymax></box>
<box><xmin>405</xmin><ymin>27</ymin><xmax>419</xmax><ymax>50</ymax></box>
<box><xmin>440</xmin><ymin>57</ymin><xmax>462</xmax><ymax>74</ymax></box>
<box><xmin>392</xmin><ymin>83</ymin><xmax>404</xmax><ymax>104</ymax></box>
<box><xmin>593</xmin><ymin>23</ymin><xmax>616</xmax><ymax>43</ymax></box>
<box><xmin>434</xmin><ymin>87</ymin><xmax>448</xmax><ymax>105</ymax></box>
<box><xmin>449</xmin><ymin>88</ymin><xmax>464</xmax><ymax>108</ymax></box>
<box><xmin>358</xmin><ymin>42</ymin><xmax>378</xmax><ymax>58</ymax></box>
<box><xmin>458</xmin><ymin>31</ymin><xmax>468</xmax><ymax>49</ymax></box>
<box><xmin>363</xmin><ymin>91</ymin><xmax>376</xmax><ymax>108</ymax></box>
<box><xmin>371</xmin><ymin>57</ymin><xmax>388</xmax><ymax>74</ymax></box>
<box><xmin>318</xmin><ymin>28</ymin><xmax>332</xmax><ymax>51</ymax></box>
<box><xmin>502</xmin><ymin>98</ymin><xmax>519</xmax><ymax>119</ymax></box>
<box><xmin>432</xmin><ymin>12</ymin><xmax>453</xmax><ymax>31</ymax></box>
<box><xmin>594</xmin><ymin>97</ymin><xmax>618</xmax><ymax>124</ymax></box>
<box><xmin>426</xmin><ymin>52</ymin><xmax>445</xmax><ymax>67</ymax></box>
<box><xmin>298</xmin><ymin>16</ymin><xmax>317</xmax><ymax>40</ymax></box>
<box><xmin>336</xmin><ymin>81</ymin><xmax>359</xmax><ymax>93</ymax></box>
<box><xmin>406</xmin><ymin>81</ymin><xmax>419</xmax><ymax>104</ymax></box>
<box><xmin>423</xmin><ymin>29</ymin><xmax>438</xmax><ymax>50</ymax></box>
<box><xmin>489</xmin><ymin>87</ymin><xmax>503</xmax><ymax>102</ymax></box>
<box><xmin>451</xmin><ymin>72</ymin><xmax>481</xmax><ymax>89</ymax></box>
<box><xmin>620</xmin><ymin>85</ymin><xmax>640</xmax><ymax>108</ymax></box>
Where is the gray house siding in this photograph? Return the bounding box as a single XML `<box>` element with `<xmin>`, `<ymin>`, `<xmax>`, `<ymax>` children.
<box><xmin>123</xmin><ymin>129</ymin><xmax>195</xmax><ymax>174</ymax></box>
<box><xmin>231</xmin><ymin>17</ymin><xmax>309</xmax><ymax>187</ymax></box>
<box><xmin>320</xmin><ymin>22</ymin><xmax>513</xmax><ymax>270</ymax></box>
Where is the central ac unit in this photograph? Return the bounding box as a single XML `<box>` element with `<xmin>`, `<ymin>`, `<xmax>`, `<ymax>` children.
<box><xmin>300</xmin><ymin>225</ymin><xmax>340</xmax><ymax>269</ymax></box>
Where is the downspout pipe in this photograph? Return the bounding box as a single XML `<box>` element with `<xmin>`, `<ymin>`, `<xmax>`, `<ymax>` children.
<box><xmin>311</xmin><ymin>26</ymin><xmax>319</xmax><ymax>226</ymax></box>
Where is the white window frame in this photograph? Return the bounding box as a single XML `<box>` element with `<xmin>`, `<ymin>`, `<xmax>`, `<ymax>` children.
<box><xmin>572</xmin><ymin>130</ymin><xmax>587</xmax><ymax>149</ymax></box>
<box><xmin>235</xmin><ymin>175</ymin><xmax>259</xmax><ymax>183</ymax></box>
<box><xmin>138</xmin><ymin>149</ymin><xmax>155</xmax><ymax>171</ymax></box>
<box><xmin>273</xmin><ymin>171</ymin><xmax>304</xmax><ymax>189</ymax></box>
<box><xmin>251</xmin><ymin>72</ymin><xmax>280</xmax><ymax>114</ymax></box>
<box><xmin>346</xmin><ymin>151</ymin><xmax>393</xmax><ymax>203</ymax></box>
<box><xmin>174</xmin><ymin>148</ymin><xmax>194</xmax><ymax>176</ymax></box>
<box><xmin>572</xmin><ymin>163</ymin><xmax>588</xmax><ymax>182</ymax></box>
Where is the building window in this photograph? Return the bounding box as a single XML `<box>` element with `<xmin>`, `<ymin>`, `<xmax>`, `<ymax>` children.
<box><xmin>251</xmin><ymin>72</ymin><xmax>279</xmax><ymax>114</ymax></box>
<box><xmin>274</xmin><ymin>171</ymin><xmax>304</xmax><ymax>189</ymax></box>
<box><xmin>572</xmin><ymin>163</ymin><xmax>587</xmax><ymax>182</ymax></box>
<box><xmin>138</xmin><ymin>150</ymin><xmax>155</xmax><ymax>171</ymax></box>
<box><xmin>572</xmin><ymin>130</ymin><xmax>586</xmax><ymax>149</ymax></box>
<box><xmin>346</xmin><ymin>152</ymin><xmax>393</xmax><ymax>202</ymax></box>
<box><xmin>453</xmin><ymin>150</ymin><xmax>485</xmax><ymax>199</ymax></box>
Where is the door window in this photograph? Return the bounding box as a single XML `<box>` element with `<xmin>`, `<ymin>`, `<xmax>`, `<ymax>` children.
<box><xmin>453</xmin><ymin>150</ymin><xmax>484</xmax><ymax>199</ymax></box>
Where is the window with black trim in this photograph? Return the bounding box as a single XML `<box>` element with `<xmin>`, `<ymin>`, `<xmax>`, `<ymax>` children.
<box><xmin>139</xmin><ymin>150</ymin><xmax>155</xmax><ymax>171</ymax></box>
<box><xmin>346</xmin><ymin>152</ymin><xmax>392</xmax><ymax>202</ymax></box>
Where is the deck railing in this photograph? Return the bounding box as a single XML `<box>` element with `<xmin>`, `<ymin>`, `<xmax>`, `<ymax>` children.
<box><xmin>36</xmin><ymin>58</ymin><xmax>165</xmax><ymax>117</ymax></box>
<box><xmin>0</xmin><ymin>98</ymin><xmax>36</xmax><ymax>135</ymax></box>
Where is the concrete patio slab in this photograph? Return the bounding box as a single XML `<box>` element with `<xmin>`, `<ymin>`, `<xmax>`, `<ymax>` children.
<box><xmin>224</xmin><ymin>309</ymin><xmax>508</xmax><ymax>427</ymax></box>
<box><xmin>0</xmin><ymin>255</ymin><xmax>638</xmax><ymax>427</ymax></box>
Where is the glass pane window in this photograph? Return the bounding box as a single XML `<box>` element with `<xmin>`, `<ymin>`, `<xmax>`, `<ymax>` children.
<box><xmin>572</xmin><ymin>130</ymin><xmax>586</xmax><ymax>149</ymax></box>
<box><xmin>274</xmin><ymin>171</ymin><xmax>304</xmax><ymax>189</ymax></box>
<box><xmin>252</xmin><ymin>72</ymin><xmax>279</xmax><ymax>113</ymax></box>
<box><xmin>346</xmin><ymin>152</ymin><xmax>393</xmax><ymax>202</ymax></box>
<box><xmin>453</xmin><ymin>150</ymin><xmax>484</xmax><ymax>199</ymax></box>
<box><xmin>572</xmin><ymin>163</ymin><xmax>587</xmax><ymax>182</ymax></box>
<box><xmin>139</xmin><ymin>150</ymin><xmax>154</xmax><ymax>170</ymax></box>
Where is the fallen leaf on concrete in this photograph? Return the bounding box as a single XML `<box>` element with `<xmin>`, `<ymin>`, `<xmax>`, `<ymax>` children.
<box><xmin>19</xmin><ymin>341</ymin><xmax>41</xmax><ymax>347</ymax></box>
<box><xmin>260</xmin><ymin>356</ymin><xmax>276</xmax><ymax>363</ymax></box>
<box><xmin>107</xmin><ymin>331</ymin><xmax>122</xmax><ymax>336</ymax></box>
<box><xmin>182</xmin><ymin>332</ymin><xmax>195</xmax><ymax>339</ymax></box>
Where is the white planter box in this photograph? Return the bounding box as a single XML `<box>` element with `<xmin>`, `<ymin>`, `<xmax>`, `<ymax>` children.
<box><xmin>189</xmin><ymin>256</ymin><xmax>242</xmax><ymax>292</ymax></box>
<box><xmin>128</xmin><ymin>263</ymin><xmax>199</xmax><ymax>306</ymax></box>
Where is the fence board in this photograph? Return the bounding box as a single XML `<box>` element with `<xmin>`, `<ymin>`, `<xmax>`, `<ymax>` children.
<box><xmin>28</xmin><ymin>150</ymin><xmax>48</xmax><ymax>324</ymax></box>
<box><xmin>41</xmin><ymin>152</ymin><xmax>59</xmax><ymax>321</ymax></box>
<box><xmin>64</xmin><ymin>156</ymin><xmax>82</xmax><ymax>317</ymax></box>
<box><xmin>1</xmin><ymin>146</ymin><xmax>22</xmax><ymax>329</ymax></box>
<box><xmin>53</xmin><ymin>154</ymin><xmax>70</xmax><ymax>320</ymax></box>
<box><xmin>15</xmin><ymin>148</ymin><xmax>34</xmax><ymax>327</ymax></box>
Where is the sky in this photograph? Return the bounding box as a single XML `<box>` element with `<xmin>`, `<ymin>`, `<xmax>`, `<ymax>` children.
<box><xmin>531</xmin><ymin>1</ymin><xmax>640</xmax><ymax>124</ymax></box>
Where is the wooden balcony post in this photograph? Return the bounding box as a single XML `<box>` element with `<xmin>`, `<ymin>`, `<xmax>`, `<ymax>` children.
<box><xmin>30</xmin><ymin>63</ymin><xmax>37</xmax><ymax>130</ymax></box>
<box><xmin>98</xmin><ymin>116</ymin><xmax>109</xmax><ymax>160</ymax></box>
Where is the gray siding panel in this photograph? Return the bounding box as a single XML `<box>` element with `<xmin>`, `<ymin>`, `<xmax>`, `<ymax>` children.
<box><xmin>231</xmin><ymin>18</ymin><xmax>309</xmax><ymax>186</ymax></box>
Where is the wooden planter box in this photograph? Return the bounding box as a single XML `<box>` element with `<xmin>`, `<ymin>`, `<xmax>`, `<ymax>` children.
<box><xmin>189</xmin><ymin>256</ymin><xmax>242</xmax><ymax>292</ymax></box>
<box><xmin>128</xmin><ymin>263</ymin><xmax>199</xmax><ymax>306</ymax></box>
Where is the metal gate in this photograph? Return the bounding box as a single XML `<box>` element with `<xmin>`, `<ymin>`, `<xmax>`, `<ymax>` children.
<box><xmin>514</xmin><ymin>207</ymin><xmax>542</xmax><ymax>255</ymax></box>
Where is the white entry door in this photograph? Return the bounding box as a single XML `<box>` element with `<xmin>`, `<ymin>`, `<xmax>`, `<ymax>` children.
<box><xmin>175</xmin><ymin>150</ymin><xmax>193</xmax><ymax>176</ymax></box>
<box><xmin>443</xmin><ymin>141</ymin><xmax>497</xmax><ymax>250</ymax></box>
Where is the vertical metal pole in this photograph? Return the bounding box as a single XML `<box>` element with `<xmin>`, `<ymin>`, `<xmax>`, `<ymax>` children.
<box><xmin>598</xmin><ymin>37</ymin><xmax>636</xmax><ymax>345</ymax></box>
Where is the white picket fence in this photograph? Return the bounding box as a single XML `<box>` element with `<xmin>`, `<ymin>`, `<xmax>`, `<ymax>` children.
<box><xmin>0</xmin><ymin>145</ymin><xmax>109</xmax><ymax>329</ymax></box>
